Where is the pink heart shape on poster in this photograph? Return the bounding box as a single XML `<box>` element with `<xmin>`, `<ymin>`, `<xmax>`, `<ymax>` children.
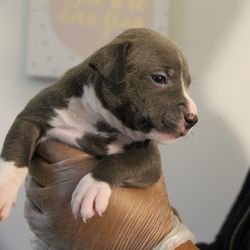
<box><xmin>48</xmin><ymin>0</ymin><xmax>154</xmax><ymax>58</ymax></box>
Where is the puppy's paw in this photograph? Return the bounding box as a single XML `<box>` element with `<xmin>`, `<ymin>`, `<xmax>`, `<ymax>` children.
<box><xmin>0</xmin><ymin>160</ymin><xmax>28</xmax><ymax>221</ymax></box>
<box><xmin>71</xmin><ymin>173</ymin><xmax>112</xmax><ymax>222</ymax></box>
<box><xmin>0</xmin><ymin>184</ymin><xmax>18</xmax><ymax>221</ymax></box>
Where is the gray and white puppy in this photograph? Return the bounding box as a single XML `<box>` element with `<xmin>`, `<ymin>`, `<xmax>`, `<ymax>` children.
<box><xmin>0</xmin><ymin>28</ymin><xmax>198</xmax><ymax>222</ymax></box>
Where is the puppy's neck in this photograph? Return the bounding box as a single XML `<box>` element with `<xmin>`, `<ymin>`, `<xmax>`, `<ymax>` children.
<box><xmin>82</xmin><ymin>85</ymin><xmax>146</xmax><ymax>143</ymax></box>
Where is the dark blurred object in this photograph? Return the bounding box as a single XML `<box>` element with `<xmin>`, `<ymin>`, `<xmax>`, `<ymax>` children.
<box><xmin>197</xmin><ymin>169</ymin><xmax>250</xmax><ymax>250</ymax></box>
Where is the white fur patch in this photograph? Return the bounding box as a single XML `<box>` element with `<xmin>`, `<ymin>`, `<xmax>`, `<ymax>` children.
<box><xmin>82</xmin><ymin>85</ymin><xmax>146</xmax><ymax>142</ymax></box>
<box><xmin>107</xmin><ymin>133</ymin><xmax>132</xmax><ymax>154</ymax></box>
<box><xmin>0</xmin><ymin>159</ymin><xmax>16</xmax><ymax>183</ymax></box>
<box><xmin>0</xmin><ymin>158</ymin><xmax>28</xmax><ymax>185</ymax></box>
<box><xmin>148</xmin><ymin>129</ymin><xmax>177</xmax><ymax>144</ymax></box>
<box><xmin>48</xmin><ymin>97</ymin><xmax>101</xmax><ymax>147</ymax></box>
<box><xmin>0</xmin><ymin>158</ymin><xmax>28</xmax><ymax>220</ymax></box>
<box><xmin>71</xmin><ymin>173</ymin><xmax>112</xmax><ymax>222</ymax></box>
<box><xmin>176</xmin><ymin>51</ymin><xmax>198</xmax><ymax>115</ymax></box>
<box><xmin>107</xmin><ymin>141</ymin><xmax>124</xmax><ymax>155</ymax></box>
<box><xmin>47</xmin><ymin>92</ymin><xmax>140</xmax><ymax>155</ymax></box>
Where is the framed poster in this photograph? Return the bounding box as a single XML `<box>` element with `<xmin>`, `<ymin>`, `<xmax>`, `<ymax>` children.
<box><xmin>26</xmin><ymin>0</ymin><xmax>170</xmax><ymax>78</ymax></box>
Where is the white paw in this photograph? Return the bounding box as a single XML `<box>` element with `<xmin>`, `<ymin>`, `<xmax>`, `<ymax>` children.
<box><xmin>71</xmin><ymin>173</ymin><xmax>112</xmax><ymax>222</ymax></box>
<box><xmin>0</xmin><ymin>160</ymin><xmax>28</xmax><ymax>221</ymax></box>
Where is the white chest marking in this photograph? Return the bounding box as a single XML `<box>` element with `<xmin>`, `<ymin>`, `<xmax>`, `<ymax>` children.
<box><xmin>46</xmin><ymin>85</ymin><xmax>149</xmax><ymax>154</ymax></box>
<box><xmin>47</xmin><ymin>97</ymin><xmax>101</xmax><ymax>148</ymax></box>
<box><xmin>82</xmin><ymin>85</ymin><xmax>146</xmax><ymax>142</ymax></box>
<box><xmin>46</xmin><ymin>94</ymin><xmax>135</xmax><ymax>154</ymax></box>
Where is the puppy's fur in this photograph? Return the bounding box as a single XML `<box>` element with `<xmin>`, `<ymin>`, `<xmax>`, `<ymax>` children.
<box><xmin>0</xmin><ymin>28</ymin><xmax>198</xmax><ymax>221</ymax></box>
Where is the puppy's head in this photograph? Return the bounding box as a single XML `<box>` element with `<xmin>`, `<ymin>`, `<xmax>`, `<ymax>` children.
<box><xmin>88</xmin><ymin>28</ymin><xmax>198</xmax><ymax>144</ymax></box>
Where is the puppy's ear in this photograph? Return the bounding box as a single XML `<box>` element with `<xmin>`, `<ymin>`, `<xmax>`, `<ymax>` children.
<box><xmin>89</xmin><ymin>42</ymin><xmax>131</xmax><ymax>84</ymax></box>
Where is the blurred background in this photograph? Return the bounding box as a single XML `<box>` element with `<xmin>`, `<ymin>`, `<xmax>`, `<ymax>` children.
<box><xmin>0</xmin><ymin>0</ymin><xmax>249</xmax><ymax>249</ymax></box>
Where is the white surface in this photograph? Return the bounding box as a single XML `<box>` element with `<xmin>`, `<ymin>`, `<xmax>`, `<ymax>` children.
<box><xmin>163</xmin><ymin>0</ymin><xmax>250</xmax><ymax>243</ymax></box>
<box><xmin>154</xmin><ymin>215</ymin><xmax>195</xmax><ymax>250</ymax></box>
<box><xmin>0</xmin><ymin>0</ymin><xmax>250</xmax><ymax>249</ymax></box>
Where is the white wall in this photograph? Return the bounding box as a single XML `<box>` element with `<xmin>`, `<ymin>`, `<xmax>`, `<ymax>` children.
<box><xmin>0</xmin><ymin>0</ymin><xmax>249</xmax><ymax>249</ymax></box>
<box><xmin>162</xmin><ymin>0</ymin><xmax>250</xmax><ymax>243</ymax></box>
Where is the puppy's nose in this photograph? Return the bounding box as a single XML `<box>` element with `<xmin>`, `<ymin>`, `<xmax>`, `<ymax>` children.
<box><xmin>184</xmin><ymin>113</ymin><xmax>198</xmax><ymax>128</ymax></box>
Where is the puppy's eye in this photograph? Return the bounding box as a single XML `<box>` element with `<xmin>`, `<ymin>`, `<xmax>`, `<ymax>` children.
<box><xmin>151</xmin><ymin>74</ymin><xmax>168</xmax><ymax>85</ymax></box>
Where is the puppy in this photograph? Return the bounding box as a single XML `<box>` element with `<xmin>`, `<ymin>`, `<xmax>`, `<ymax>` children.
<box><xmin>0</xmin><ymin>28</ymin><xmax>198</xmax><ymax>222</ymax></box>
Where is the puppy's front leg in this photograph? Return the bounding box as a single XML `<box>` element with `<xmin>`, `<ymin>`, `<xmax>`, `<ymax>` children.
<box><xmin>0</xmin><ymin>118</ymin><xmax>40</xmax><ymax>221</ymax></box>
<box><xmin>71</xmin><ymin>141</ymin><xmax>161</xmax><ymax>221</ymax></box>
